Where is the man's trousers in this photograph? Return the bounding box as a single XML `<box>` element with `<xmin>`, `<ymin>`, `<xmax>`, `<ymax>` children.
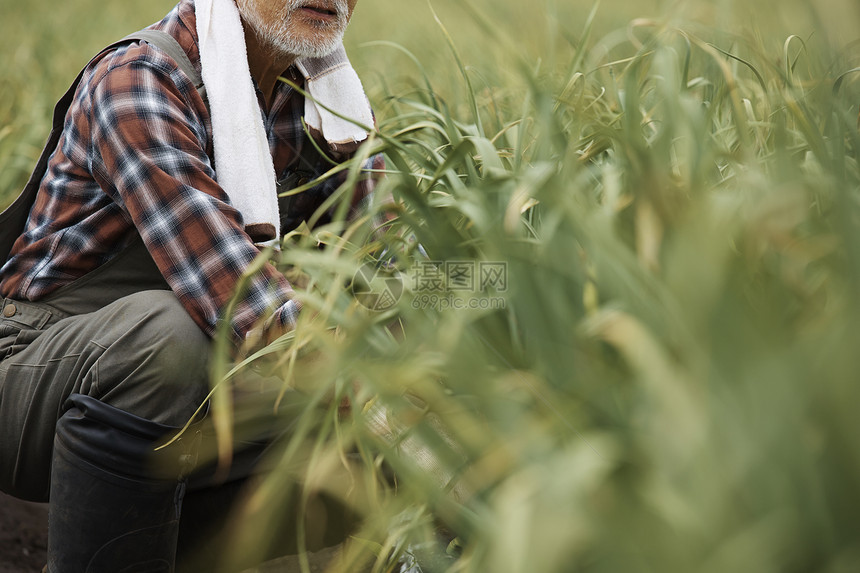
<box><xmin>0</xmin><ymin>239</ymin><xmax>350</xmax><ymax>571</ymax></box>
<box><xmin>0</xmin><ymin>288</ymin><xmax>210</xmax><ymax>502</ymax></box>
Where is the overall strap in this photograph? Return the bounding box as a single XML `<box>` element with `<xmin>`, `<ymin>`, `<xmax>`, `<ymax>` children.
<box><xmin>0</xmin><ymin>29</ymin><xmax>205</xmax><ymax>264</ymax></box>
<box><xmin>122</xmin><ymin>30</ymin><xmax>205</xmax><ymax>93</ymax></box>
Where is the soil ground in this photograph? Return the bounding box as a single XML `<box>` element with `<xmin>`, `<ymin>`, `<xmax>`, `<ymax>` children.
<box><xmin>0</xmin><ymin>492</ymin><xmax>350</xmax><ymax>572</ymax></box>
<box><xmin>0</xmin><ymin>491</ymin><xmax>48</xmax><ymax>573</ymax></box>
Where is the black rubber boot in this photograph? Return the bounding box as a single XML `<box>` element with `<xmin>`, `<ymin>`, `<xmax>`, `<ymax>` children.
<box><xmin>47</xmin><ymin>394</ymin><xmax>199</xmax><ymax>573</ymax></box>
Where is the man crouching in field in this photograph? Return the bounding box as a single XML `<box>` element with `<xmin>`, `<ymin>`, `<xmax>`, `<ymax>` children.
<box><xmin>0</xmin><ymin>0</ymin><xmax>380</xmax><ymax>570</ymax></box>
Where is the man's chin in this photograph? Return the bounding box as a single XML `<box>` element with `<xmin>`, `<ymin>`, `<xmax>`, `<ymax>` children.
<box><xmin>270</xmin><ymin>33</ymin><xmax>344</xmax><ymax>60</ymax></box>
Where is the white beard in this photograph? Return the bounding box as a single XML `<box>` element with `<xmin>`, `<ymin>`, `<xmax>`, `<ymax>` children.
<box><xmin>236</xmin><ymin>0</ymin><xmax>349</xmax><ymax>59</ymax></box>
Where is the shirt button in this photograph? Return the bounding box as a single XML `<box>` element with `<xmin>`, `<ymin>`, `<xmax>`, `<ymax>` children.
<box><xmin>2</xmin><ymin>303</ymin><xmax>16</xmax><ymax>318</ymax></box>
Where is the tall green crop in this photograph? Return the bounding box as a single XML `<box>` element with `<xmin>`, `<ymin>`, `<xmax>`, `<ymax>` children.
<box><xmin>204</xmin><ymin>4</ymin><xmax>860</xmax><ymax>572</ymax></box>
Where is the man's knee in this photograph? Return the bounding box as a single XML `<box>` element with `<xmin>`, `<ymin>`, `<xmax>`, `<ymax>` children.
<box><xmin>91</xmin><ymin>290</ymin><xmax>211</xmax><ymax>425</ymax></box>
<box><xmin>129</xmin><ymin>290</ymin><xmax>209</xmax><ymax>377</ymax></box>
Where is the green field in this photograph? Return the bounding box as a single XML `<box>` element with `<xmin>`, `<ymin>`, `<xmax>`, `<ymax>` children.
<box><xmin>2</xmin><ymin>0</ymin><xmax>860</xmax><ymax>571</ymax></box>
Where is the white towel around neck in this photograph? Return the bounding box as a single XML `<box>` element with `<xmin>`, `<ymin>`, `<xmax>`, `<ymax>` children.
<box><xmin>194</xmin><ymin>0</ymin><xmax>373</xmax><ymax>244</ymax></box>
<box><xmin>297</xmin><ymin>46</ymin><xmax>375</xmax><ymax>147</ymax></box>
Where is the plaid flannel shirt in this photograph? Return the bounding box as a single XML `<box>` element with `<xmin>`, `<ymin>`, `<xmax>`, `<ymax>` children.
<box><xmin>0</xmin><ymin>0</ymin><xmax>383</xmax><ymax>340</ymax></box>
